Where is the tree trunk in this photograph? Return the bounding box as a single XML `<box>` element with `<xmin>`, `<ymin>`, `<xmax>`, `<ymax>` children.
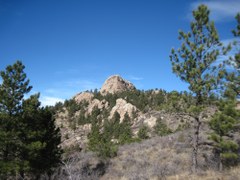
<box><xmin>219</xmin><ymin>159</ymin><xmax>223</xmax><ymax>171</ymax></box>
<box><xmin>19</xmin><ymin>170</ymin><xmax>24</xmax><ymax>180</ymax></box>
<box><xmin>218</xmin><ymin>147</ymin><xmax>223</xmax><ymax>171</ymax></box>
<box><xmin>192</xmin><ymin>115</ymin><xmax>201</xmax><ymax>173</ymax></box>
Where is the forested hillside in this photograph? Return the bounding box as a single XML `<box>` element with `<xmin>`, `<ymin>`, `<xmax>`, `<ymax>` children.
<box><xmin>0</xmin><ymin>4</ymin><xmax>239</xmax><ymax>180</ymax></box>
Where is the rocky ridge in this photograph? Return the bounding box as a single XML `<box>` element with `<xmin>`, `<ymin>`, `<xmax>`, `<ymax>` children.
<box><xmin>52</xmin><ymin>74</ymin><xmax>234</xmax><ymax>180</ymax></box>
<box><xmin>55</xmin><ymin>75</ymin><xmax>212</xmax><ymax>151</ymax></box>
<box><xmin>56</xmin><ymin>75</ymin><xmax>139</xmax><ymax>150</ymax></box>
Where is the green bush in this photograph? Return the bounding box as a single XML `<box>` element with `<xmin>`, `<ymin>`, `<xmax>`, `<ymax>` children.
<box><xmin>137</xmin><ymin>125</ymin><xmax>149</xmax><ymax>139</ymax></box>
<box><xmin>209</xmin><ymin>99</ymin><xmax>240</xmax><ymax>169</ymax></box>
<box><xmin>88</xmin><ymin>112</ymin><xmax>135</xmax><ymax>158</ymax></box>
<box><xmin>154</xmin><ymin>119</ymin><xmax>172</xmax><ymax>136</ymax></box>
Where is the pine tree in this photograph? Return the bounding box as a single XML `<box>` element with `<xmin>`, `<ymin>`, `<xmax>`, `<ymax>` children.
<box><xmin>0</xmin><ymin>61</ymin><xmax>32</xmax><ymax>115</ymax></box>
<box><xmin>169</xmin><ymin>5</ymin><xmax>230</xmax><ymax>173</ymax></box>
<box><xmin>20</xmin><ymin>94</ymin><xmax>62</xmax><ymax>177</ymax></box>
<box><xmin>87</xmin><ymin>107</ymin><xmax>102</xmax><ymax>153</ymax></box>
<box><xmin>0</xmin><ymin>61</ymin><xmax>32</xmax><ymax>178</ymax></box>
<box><xmin>0</xmin><ymin>61</ymin><xmax>62</xmax><ymax>178</ymax></box>
<box><xmin>227</xmin><ymin>13</ymin><xmax>240</xmax><ymax>99</ymax></box>
<box><xmin>154</xmin><ymin>118</ymin><xmax>172</xmax><ymax>136</ymax></box>
<box><xmin>88</xmin><ymin>111</ymin><xmax>118</xmax><ymax>158</ymax></box>
<box><xmin>209</xmin><ymin>99</ymin><xmax>239</xmax><ymax>170</ymax></box>
<box><xmin>209</xmin><ymin>12</ymin><xmax>240</xmax><ymax>171</ymax></box>
<box><xmin>137</xmin><ymin>125</ymin><xmax>149</xmax><ymax>139</ymax></box>
<box><xmin>118</xmin><ymin>113</ymin><xmax>133</xmax><ymax>144</ymax></box>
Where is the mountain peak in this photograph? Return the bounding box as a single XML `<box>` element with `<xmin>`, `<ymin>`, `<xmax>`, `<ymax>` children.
<box><xmin>100</xmin><ymin>75</ymin><xmax>135</xmax><ymax>95</ymax></box>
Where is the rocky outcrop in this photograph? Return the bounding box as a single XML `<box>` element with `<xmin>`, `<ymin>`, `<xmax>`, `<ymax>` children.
<box><xmin>61</xmin><ymin>124</ymin><xmax>91</xmax><ymax>150</ymax></box>
<box><xmin>74</xmin><ymin>92</ymin><xmax>94</xmax><ymax>104</ymax></box>
<box><xmin>55</xmin><ymin>108</ymin><xmax>91</xmax><ymax>150</ymax></box>
<box><xmin>141</xmin><ymin>111</ymin><xmax>192</xmax><ymax>130</ymax></box>
<box><xmin>87</xmin><ymin>99</ymin><xmax>109</xmax><ymax>114</ymax></box>
<box><xmin>109</xmin><ymin>98</ymin><xmax>137</xmax><ymax>122</ymax></box>
<box><xmin>58</xmin><ymin>75</ymin><xmax>213</xmax><ymax>151</ymax></box>
<box><xmin>100</xmin><ymin>75</ymin><xmax>135</xmax><ymax>95</ymax></box>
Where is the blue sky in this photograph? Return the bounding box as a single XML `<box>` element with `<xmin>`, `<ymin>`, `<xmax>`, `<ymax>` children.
<box><xmin>0</xmin><ymin>0</ymin><xmax>239</xmax><ymax>106</ymax></box>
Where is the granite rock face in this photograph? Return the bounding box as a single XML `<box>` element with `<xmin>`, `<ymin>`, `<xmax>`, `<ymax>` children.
<box><xmin>100</xmin><ymin>75</ymin><xmax>135</xmax><ymax>95</ymax></box>
<box><xmin>109</xmin><ymin>98</ymin><xmax>137</xmax><ymax>122</ymax></box>
<box><xmin>74</xmin><ymin>92</ymin><xmax>94</xmax><ymax>104</ymax></box>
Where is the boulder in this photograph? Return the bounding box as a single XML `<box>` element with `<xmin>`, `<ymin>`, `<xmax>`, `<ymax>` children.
<box><xmin>110</xmin><ymin>98</ymin><xmax>137</xmax><ymax>122</ymax></box>
<box><xmin>87</xmin><ymin>99</ymin><xmax>109</xmax><ymax>114</ymax></box>
<box><xmin>74</xmin><ymin>92</ymin><xmax>94</xmax><ymax>104</ymax></box>
<box><xmin>100</xmin><ymin>75</ymin><xmax>135</xmax><ymax>95</ymax></box>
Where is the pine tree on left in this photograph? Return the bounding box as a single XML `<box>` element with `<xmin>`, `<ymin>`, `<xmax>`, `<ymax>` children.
<box><xmin>0</xmin><ymin>61</ymin><xmax>62</xmax><ymax>179</ymax></box>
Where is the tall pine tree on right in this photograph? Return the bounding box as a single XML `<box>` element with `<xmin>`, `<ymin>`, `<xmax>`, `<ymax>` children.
<box><xmin>208</xmin><ymin>13</ymin><xmax>240</xmax><ymax>171</ymax></box>
<box><xmin>170</xmin><ymin>5</ymin><xmax>230</xmax><ymax>173</ymax></box>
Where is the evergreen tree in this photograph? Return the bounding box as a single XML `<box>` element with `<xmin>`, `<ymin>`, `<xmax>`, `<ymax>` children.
<box><xmin>169</xmin><ymin>5</ymin><xmax>230</xmax><ymax>173</ymax></box>
<box><xmin>87</xmin><ymin>114</ymin><xmax>102</xmax><ymax>152</ymax></box>
<box><xmin>209</xmin><ymin>14</ymin><xmax>240</xmax><ymax>171</ymax></box>
<box><xmin>227</xmin><ymin>13</ymin><xmax>240</xmax><ymax>99</ymax></box>
<box><xmin>20</xmin><ymin>94</ymin><xmax>62</xmax><ymax>177</ymax></box>
<box><xmin>209</xmin><ymin>99</ymin><xmax>239</xmax><ymax>171</ymax></box>
<box><xmin>0</xmin><ymin>61</ymin><xmax>62</xmax><ymax>178</ymax></box>
<box><xmin>88</xmin><ymin>112</ymin><xmax>117</xmax><ymax>158</ymax></box>
<box><xmin>137</xmin><ymin>125</ymin><xmax>149</xmax><ymax>140</ymax></box>
<box><xmin>154</xmin><ymin>118</ymin><xmax>172</xmax><ymax>136</ymax></box>
<box><xmin>0</xmin><ymin>61</ymin><xmax>32</xmax><ymax>178</ymax></box>
<box><xmin>111</xmin><ymin>112</ymin><xmax>121</xmax><ymax>139</ymax></box>
<box><xmin>0</xmin><ymin>61</ymin><xmax>32</xmax><ymax>116</ymax></box>
<box><xmin>118</xmin><ymin>113</ymin><xmax>133</xmax><ymax>144</ymax></box>
<box><xmin>87</xmin><ymin>106</ymin><xmax>102</xmax><ymax>153</ymax></box>
<box><xmin>88</xmin><ymin>111</ymin><xmax>134</xmax><ymax>158</ymax></box>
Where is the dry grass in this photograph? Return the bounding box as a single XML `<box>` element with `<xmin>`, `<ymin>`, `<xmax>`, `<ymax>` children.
<box><xmin>167</xmin><ymin>167</ymin><xmax>240</xmax><ymax>180</ymax></box>
<box><xmin>45</xmin><ymin>151</ymin><xmax>107</xmax><ymax>180</ymax></box>
<box><xmin>47</xmin><ymin>127</ymin><xmax>239</xmax><ymax>180</ymax></box>
<box><xmin>101</xmin><ymin>129</ymin><xmax>240</xmax><ymax>180</ymax></box>
<box><xmin>101</xmin><ymin>131</ymin><xmax>194</xmax><ymax>180</ymax></box>
<box><xmin>46</xmin><ymin>124</ymin><xmax>240</xmax><ymax>180</ymax></box>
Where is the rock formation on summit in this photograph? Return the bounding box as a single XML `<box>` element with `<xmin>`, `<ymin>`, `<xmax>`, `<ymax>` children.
<box><xmin>100</xmin><ymin>75</ymin><xmax>135</xmax><ymax>95</ymax></box>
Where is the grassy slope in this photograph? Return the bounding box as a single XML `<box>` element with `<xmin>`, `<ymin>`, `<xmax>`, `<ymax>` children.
<box><xmin>102</xmin><ymin>130</ymin><xmax>240</xmax><ymax>180</ymax></box>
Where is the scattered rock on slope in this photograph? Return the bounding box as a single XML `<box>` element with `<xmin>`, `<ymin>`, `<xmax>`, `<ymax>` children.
<box><xmin>100</xmin><ymin>75</ymin><xmax>135</xmax><ymax>95</ymax></box>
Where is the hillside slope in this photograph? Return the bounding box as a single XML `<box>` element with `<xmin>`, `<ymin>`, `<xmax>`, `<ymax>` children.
<box><xmin>50</xmin><ymin>75</ymin><xmax>240</xmax><ymax>180</ymax></box>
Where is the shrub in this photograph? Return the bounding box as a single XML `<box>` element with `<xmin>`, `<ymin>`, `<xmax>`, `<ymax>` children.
<box><xmin>137</xmin><ymin>125</ymin><xmax>149</xmax><ymax>139</ymax></box>
<box><xmin>154</xmin><ymin>118</ymin><xmax>172</xmax><ymax>136</ymax></box>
